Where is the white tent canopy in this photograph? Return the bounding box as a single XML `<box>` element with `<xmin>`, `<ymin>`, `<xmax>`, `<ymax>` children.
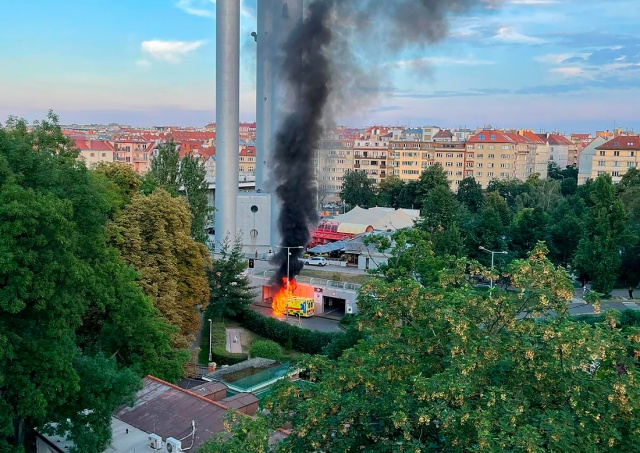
<box><xmin>331</xmin><ymin>206</ymin><xmax>419</xmax><ymax>231</ymax></box>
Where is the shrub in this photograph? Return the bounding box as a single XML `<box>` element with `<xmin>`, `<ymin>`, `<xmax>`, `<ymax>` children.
<box><xmin>250</xmin><ymin>340</ymin><xmax>281</xmax><ymax>360</ymax></box>
<box><xmin>237</xmin><ymin>310</ymin><xmax>342</xmax><ymax>354</ymax></box>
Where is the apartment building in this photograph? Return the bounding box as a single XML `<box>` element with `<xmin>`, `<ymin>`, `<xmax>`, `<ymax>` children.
<box><xmin>239</xmin><ymin>146</ymin><xmax>256</xmax><ymax>174</ymax></box>
<box><xmin>434</xmin><ymin>142</ymin><xmax>466</xmax><ymax>189</ymax></box>
<box><xmin>466</xmin><ymin>130</ymin><xmax>520</xmax><ymax>189</ymax></box>
<box><xmin>73</xmin><ymin>137</ymin><xmax>115</xmax><ymax>168</ymax></box>
<box><xmin>315</xmin><ymin>130</ymin><xmax>355</xmax><ymax>202</ymax></box>
<box><xmin>517</xmin><ymin>130</ymin><xmax>550</xmax><ymax>177</ymax></box>
<box><xmin>390</xmin><ymin>141</ymin><xmax>435</xmax><ymax>181</ymax></box>
<box><xmin>353</xmin><ymin>127</ymin><xmax>390</xmax><ymax>185</ymax></box>
<box><xmin>110</xmin><ymin>139</ymin><xmax>154</xmax><ymax>174</ymax></box>
<box><xmin>584</xmin><ymin>136</ymin><xmax>640</xmax><ymax>183</ymax></box>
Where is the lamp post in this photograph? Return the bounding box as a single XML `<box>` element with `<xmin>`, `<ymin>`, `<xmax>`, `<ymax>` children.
<box><xmin>208</xmin><ymin>318</ymin><xmax>213</xmax><ymax>363</ymax></box>
<box><xmin>274</xmin><ymin>245</ymin><xmax>304</xmax><ymax>321</ymax></box>
<box><xmin>479</xmin><ymin>246</ymin><xmax>508</xmax><ymax>289</ymax></box>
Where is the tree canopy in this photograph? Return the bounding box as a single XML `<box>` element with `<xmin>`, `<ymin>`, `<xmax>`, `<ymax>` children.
<box><xmin>208</xmin><ymin>240</ymin><xmax>640</xmax><ymax>452</ymax></box>
<box><xmin>0</xmin><ymin>113</ymin><xmax>185</xmax><ymax>452</ymax></box>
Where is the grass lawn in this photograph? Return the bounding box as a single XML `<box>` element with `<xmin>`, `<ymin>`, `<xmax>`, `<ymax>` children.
<box><xmin>298</xmin><ymin>268</ymin><xmax>375</xmax><ymax>286</ymax></box>
<box><xmin>200</xmin><ymin>319</ymin><xmax>302</xmax><ymax>363</ymax></box>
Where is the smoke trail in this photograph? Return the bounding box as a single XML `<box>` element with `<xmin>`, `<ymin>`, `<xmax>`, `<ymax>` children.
<box><xmin>271</xmin><ymin>0</ymin><xmax>500</xmax><ymax>284</ymax></box>
<box><xmin>271</xmin><ymin>0</ymin><xmax>334</xmax><ymax>282</ymax></box>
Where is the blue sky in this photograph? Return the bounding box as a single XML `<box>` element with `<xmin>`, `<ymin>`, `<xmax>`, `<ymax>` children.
<box><xmin>0</xmin><ymin>0</ymin><xmax>639</xmax><ymax>133</ymax></box>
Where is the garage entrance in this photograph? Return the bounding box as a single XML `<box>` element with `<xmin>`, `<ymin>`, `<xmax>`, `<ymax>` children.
<box><xmin>323</xmin><ymin>296</ymin><xmax>345</xmax><ymax>317</ymax></box>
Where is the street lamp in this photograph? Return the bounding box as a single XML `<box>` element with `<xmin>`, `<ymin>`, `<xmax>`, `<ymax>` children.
<box><xmin>479</xmin><ymin>246</ymin><xmax>508</xmax><ymax>289</ymax></box>
<box><xmin>274</xmin><ymin>245</ymin><xmax>304</xmax><ymax>321</ymax></box>
<box><xmin>208</xmin><ymin>318</ymin><xmax>213</xmax><ymax>363</ymax></box>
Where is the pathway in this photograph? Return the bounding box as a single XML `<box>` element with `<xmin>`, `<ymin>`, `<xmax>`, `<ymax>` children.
<box><xmin>226</xmin><ymin>328</ymin><xmax>244</xmax><ymax>354</ymax></box>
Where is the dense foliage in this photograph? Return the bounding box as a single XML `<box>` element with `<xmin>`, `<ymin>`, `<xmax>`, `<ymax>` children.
<box><xmin>208</xmin><ymin>239</ymin><xmax>640</xmax><ymax>452</ymax></box>
<box><xmin>250</xmin><ymin>340</ymin><xmax>282</xmax><ymax>360</ymax></box>
<box><xmin>237</xmin><ymin>310</ymin><xmax>340</xmax><ymax>355</ymax></box>
<box><xmin>0</xmin><ymin>113</ymin><xmax>186</xmax><ymax>452</ymax></box>
<box><xmin>372</xmin><ymin>164</ymin><xmax>639</xmax><ymax>291</ymax></box>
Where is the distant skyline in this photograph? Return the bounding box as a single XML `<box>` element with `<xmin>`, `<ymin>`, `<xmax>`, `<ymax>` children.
<box><xmin>1</xmin><ymin>0</ymin><xmax>639</xmax><ymax>133</ymax></box>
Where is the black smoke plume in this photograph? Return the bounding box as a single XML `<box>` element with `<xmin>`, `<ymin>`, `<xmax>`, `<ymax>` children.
<box><xmin>271</xmin><ymin>0</ymin><xmax>499</xmax><ymax>285</ymax></box>
<box><xmin>271</xmin><ymin>0</ymin><xmax>333</xmax><ymax>283</ymax></box>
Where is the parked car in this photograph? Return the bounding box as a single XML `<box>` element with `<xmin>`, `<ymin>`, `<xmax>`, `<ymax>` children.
<box><xmin>304</xmin><ymin>256</ymin><xmax>329</xmax><ymax>267</ymax></box>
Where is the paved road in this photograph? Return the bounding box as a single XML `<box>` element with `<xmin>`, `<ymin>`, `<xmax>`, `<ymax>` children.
<box><xmin>253</xmin><ymin>258</ymin><xmax>365</xmax><ymax>275</ymax></box>
<box><xmin>249</xmin><ymin>304</ymin><xmax>343</xmax><ymax>333</ymax></box>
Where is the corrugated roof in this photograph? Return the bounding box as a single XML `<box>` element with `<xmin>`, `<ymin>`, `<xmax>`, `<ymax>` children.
<box><xmin>114</xmin><ymin>376</ymin><xmax>233</xmax><ymax>449</ymax></box>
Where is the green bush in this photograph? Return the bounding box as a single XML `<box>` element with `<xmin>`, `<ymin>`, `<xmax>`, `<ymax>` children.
<box><xmin>250</xmin><ymin>340</ymin><xmax>281</xmax><ymax>360</ymax></box>
<box><xmin>237</xmin><ymin>310</ymin><xmax>341</xmax><ymax>354</ymax></box>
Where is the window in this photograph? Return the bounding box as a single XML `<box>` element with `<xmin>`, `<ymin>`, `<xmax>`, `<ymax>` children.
<box><xmin>101</xmin><ymin>153</ymin><xmax>106</xmax><ymax>157</ymax></box>
<box><xmin>501</xmin><ymin>154</ymin><xmax>510</xmax><ymax>159</ymax></box>
<box><xmin>457</xmin><ymin>153</ymin><xmax>464</xmax><ymax>158</ymax></box>
<box><xmin>490</xmin><ymin>134</ymin><xmax>496</xmax><ymax>140</ymax></box>
<box><xmin>476</xmin><ymin>172</ymin><xmax>482</xmax><ymax>177</ymax></box>
<box><xmin>487</xmin><ymin>163</ymin><xmax>494</xmax><ymax>168</ymax></box>
<box><xmin>630</xmin><ymin>152</ymin><xmax>635</xmax><ymax>157</ymax></box>
<box><xmin>614</xmin><ymin>161</ymin><xmax>620</xmax><ymax>167</ymax></box>
<box><xmin>456</xmin><ymin>162</ymin><xmax>463</xmax><ymax>167</ymax></box>
<box><xmin>456</xmin><ymin>171</ymin><xmax>463</xmax><ymax>176</ymax></box>
<box><xmin>628</xmin><ymin>162</ymin><xmax>636</xmax><ymax>168</ymax></box>
<box><xmin>500</xmin><ymin>163</ymin><xmax>509</xmax><ymax>168</ymax></box>
<box><xmin>447</xmin><ymin>171</ymin><xmax>453</xmax><ymax>176</ymax></box>
<box><xmin>477</xmin><ymin>145</ymin><xmax>484</xmax><ymax>150</ymax></box>
<box><xmin>488</xmin><ymin>145</ymin><xmax>495</xmax><ymax>150</ymax></box>
<box><xmin>612</xmin><ymin>171</ymin><xmax>620</xmax><ymax>177</ymax></box>
<box><xmin>476</xmin><ymin>154</ymin><xmax>483</xmax><ymax>159</ymax></box>
<box><xmin>599</xmin><ymin>151</ymin><xmax>605</xmax><ymax>156</ymax></box>
<box><xmin>466</xmin><ymin>162</ymin><xmax>473</xmax><ymax>168</ymax></box>
<box><xmin>614</xmin><ymin>151</ymin><xmax>620</xmax><ymax>156</ymax></box>
<box><xmin>476</xmin><ymin>163</ymin><xmax>483</xmax><ymax>168</ymax></box>
<box><xmin>446</xmin><ymin>162</ymin><xmax>453</xmax><ymax>167</ymax></box>
<box><xmin>467</xmin><ymin>145</ymin><xmax>474</xmax><ymax>150</ymax></box>
<box><xmin>488</xmin><ymin>172</ymin><xmax>494</xmax><ymax>177</ymax></box>
<box><xmin>478</xmin><ymin>134</ymin><xmax>485</xmax><ymax>140</ymax></box>
<box><xmin>488</xmin><ymin>154</ymin><xmax>494</xmax><ymax>159</ymax></box>
<box><xmin>598</xmin><ymin>161</ymin><xmax>605</xmax><ymax>166</ymax></box>
<box><xmin>500</xmin><ymin>172</ymin><xmax>509</xmax><ymax>178</ymax></box>
<box><xmin>90</xmin><ymin>153</ymin><xmax>95</xmax><ymax>157</ymax></box>
<box><xmin>597</xmin><ymin>171</ymin><xmax>605</xmax><ymax>176</ymax></box>
<box><xmin>436</xmin><ymin>153</ymin><xmax>443</xmax><ymax>158</ymax></box>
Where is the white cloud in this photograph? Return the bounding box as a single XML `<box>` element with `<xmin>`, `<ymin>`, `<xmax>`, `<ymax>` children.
<box><xmin>491</xmin><ymin>27</ymin><xmax>545</xmax><ymax>44</ymax></box>
<box><xmin>141</xmin><ymin>40</ymin><xmax>206</xmax><ymax>63</ymax></box>
<box><xmin>176</xmin><ymin>0</ymin><xmax>255</xmax><ymax>20</ymax></box>
<box><xmin>176</xmin><ymin>0</ymin><xmax>215</xmax><ymax>18</ymax></box>
<box><xmin>507</xmin><ymin>0</ymin><xmax>559</xmax><ymax>4</ymax></box>
<box><xmin>394</xmin><ymin>56</ymin><xmax>495</xmax><ymax>68</ymax></box>
<box><xmin>534</xmin><ymin>52</ymin><xmax>591</xmax><ymax>64</ymax></box>
<box><xmin>550</xmin><ymin>67</ymin><xmax>585</xmax><ymax>78</ymax></box>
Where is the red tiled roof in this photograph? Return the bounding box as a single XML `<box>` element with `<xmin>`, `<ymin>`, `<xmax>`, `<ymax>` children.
<box><xmin>433</xmin><ymin>129</ymin><xmax>454</xmax><ymax>139</ymax></box>
<box><xmin>597</xmin><ymin>136</ymin><xmax>640</xmax><ymax>150</ymax></box>
<box><xmin>73</xmin><ymin>137</ymin><xmax>115</xmax><ymax>151</ymax></box>
<box><xmin>571</xmin><ymin>133</ymin><xmax>590</xmax><ymax>139</ymax></box>
<box><xmin>519</xmin><ymin>130</ymin><xmax>546</xmax><ymax>144</ymax></box>
<box><xmin>505</xmin><ymin>133</ymin><xmax>529</xmax><ymax>144</ymax></box>
<box><xmin>467</xmin><ymin>130</ymin><xmax>514</xmax><ymax>143</ymax></box>
<box><xmin>547</xmin><ymin>134</ymin><xmax>574</xmax><ymax>146</ymax></box>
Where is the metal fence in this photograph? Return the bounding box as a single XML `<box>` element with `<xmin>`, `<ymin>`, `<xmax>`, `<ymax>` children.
<box><xmin>246</xmin><ymin>268</ymin><xmax>362</xmax><ymax>292</ymax></box>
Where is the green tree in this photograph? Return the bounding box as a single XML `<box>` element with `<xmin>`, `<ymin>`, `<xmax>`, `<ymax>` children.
<box><xmin>340</xmin><ymin>170</ymin><xmax>376</xmax><ymax>208</ymax></box>
<box><xmin>376</xmin><ymin>175</ymin><xmax>404</xmax><ymax>208</ymax></box>
<box><xmin>464</xmin><ymin>191</ymin><xmax>511</xmax><ymax>264</ymax></box>
<box><xmin>547</xmin><ymin>196</ymin><xmax>586</xmax><ymax>267</ymax></box>
<box><xmin>456</xmin><ymin>176</ymin><xmax>483</xmax><ymax>212</ymax></box>
<box><xmin>144</xmin><ymin>139</ymin><xmax>180</xmax><ymax>195</ymax></box>
<box><xmin>417</xmin><ymin>185</ymin><xmax>464</xmax><ymax>256</ymax></box>
<box><xmin>509</xmin><ymin>207</ymin><xmax>550</xmax><ymax>258</ymax></box>
<box><xmin>206</xmin><ymin>236</ymin><xmax>256</xmax><ymax>320</ymax></box>
<box><xmin>112</xmin><ymin>189</ymin><xmax>211</xmax><ymax>348</ymax></box>
<box><xmin>92</xmin><ymin>161</ymin><xmax>141</xmax><ymax>216</ymax></box>
<box><xmin>214</xmin><ymin>244</ymin><xmax>640</xmax><ymax>451</ymax></box>
<box><xmin>0</xmin><ymin>114</ymin><xmax>182</xmax><ymax>451</ymax></box>
<box><xmin>574</xmin><ymin>174</ymin><xmax>627</xmax><ymax>294</ymax></box>
<box><xmin>179</xmin><ymin>151</ymin><xmax>209</xmax><ymax>243</ymax></box>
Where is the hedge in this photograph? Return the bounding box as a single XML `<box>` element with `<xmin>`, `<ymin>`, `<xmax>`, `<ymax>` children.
<box><xmin>237</xmin><ymin>309</ymin><xmax>342</xmax><ymax>354</ymax></box>
<box><xmin>250</xmin><ymin>340</ymin><xmax>281</xmax><ymax>360</ymax></box>
<box><xmin>198</xmin><ymin>321</ymin><xmax>248</xmax><ymax>366</ymax></box>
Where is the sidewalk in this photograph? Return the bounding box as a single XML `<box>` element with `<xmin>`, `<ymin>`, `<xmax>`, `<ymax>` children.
<box><xmin>225</xmin><ymin>328</ymin><xmax>243</xmax><ymax>354</ymax></box>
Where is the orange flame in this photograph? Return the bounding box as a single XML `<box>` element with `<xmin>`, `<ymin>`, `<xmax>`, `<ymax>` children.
<box><xmin>272</xmin><ymin>277</ymin><xmax>297</xmax><ymax>315</ymax></box>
